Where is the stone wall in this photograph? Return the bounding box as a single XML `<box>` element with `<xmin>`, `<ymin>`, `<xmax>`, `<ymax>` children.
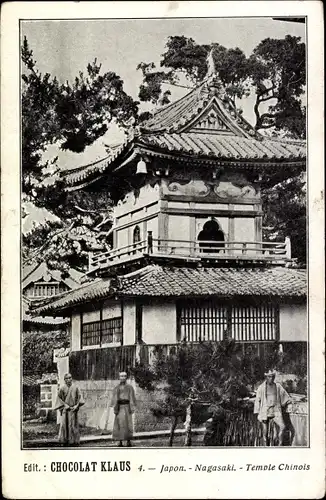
<box><xmin>76</xmin><ymin>378</ymin><xmax>174</xmax><ymax>433</ymax></box>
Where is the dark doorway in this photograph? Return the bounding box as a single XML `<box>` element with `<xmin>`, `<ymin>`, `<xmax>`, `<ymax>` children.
<box><xmin>198</xmin><ymin>219</ymin><xmax>225</xmax><ymax>253</ymax></box>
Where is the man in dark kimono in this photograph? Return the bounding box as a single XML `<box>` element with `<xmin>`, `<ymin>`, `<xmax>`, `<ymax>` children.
<box><xmin>110</xmin><ymin>372</ymin><xmax>136</xmax><ymax>447</ymax></box>
<box><xmin>54</xmin><ymin>373</ymin><xmax>85</xmax><ymax>446</ymax></box>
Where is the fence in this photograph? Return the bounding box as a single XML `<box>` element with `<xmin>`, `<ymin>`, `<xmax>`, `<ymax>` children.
<box><xmin>69</xmin><ymin>341</ymin><xmax>307</xmax><ymax>382</ymax></box>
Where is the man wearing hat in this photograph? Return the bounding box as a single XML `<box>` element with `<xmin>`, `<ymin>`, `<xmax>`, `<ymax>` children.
<box><xmin>254</xmin><ymin>369</ymin><xmax>292</xmax><ymax>446</ymax></box>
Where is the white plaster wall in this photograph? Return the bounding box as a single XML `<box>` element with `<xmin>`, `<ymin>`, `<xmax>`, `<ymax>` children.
<box><xmin>142</xmin><ymin>302</ymin><xmax>176</xmax><ymax>344</ymax></box>
<box><xmin>194</xmin><ymin>203</ymin><xmax>229</xmax><ymax>210</ymax></box>
<box><xmin>234</xmin><ymin>217</ymin><xmax>255</xmax><ymax>242</ymax></box>
<box><xmin>279</xmin><ymin>303</ymin><xmax>307</xmax><ymax>341</ymax></box>
<box><xmin>82</xmin><ymin>309</ymin><xmax>100</xmax><ymax>323</ymax></box>
<box><xmin>146</xmin><ymin>217</ymin><xmax>159</xmax><ymax>240</ymax></box>
<box><xmin>71</xmin><ymin>312</ymin><xmax>81</xmax><ymax>351</ymax></box>
<box><xmin>102</xmin><ymin>300</ymin><xmax>122</xmax><ymax>320</ymax></box>
<box><xmin>123</xmin><ymin>300</ymin><xmax>136</xmax><ymax>345</ymax></box>
<box><xmin>114</xmin><ymin>183</ymin><xmax>160</xmax><ymax>218</ymax></box>
<box><xmin>168</xmin><ymin>214</ymin><xmax>190</xmax><ymax>241</ymax></box>
<box><xmin>116</xmin><ymin>227</ymin><xmax>130</xmax><ymax>248</ymax></box>
<box><xmin>233</xmin><ymin>204</ymin><xmax>255</xmax><ymax>211</ymax></box>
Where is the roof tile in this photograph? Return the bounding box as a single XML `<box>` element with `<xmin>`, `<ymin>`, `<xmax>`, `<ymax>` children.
<box><xmin>32</xmin><ymin>265</ymin><xmax>306</xmax><ymax>315</ymax></box>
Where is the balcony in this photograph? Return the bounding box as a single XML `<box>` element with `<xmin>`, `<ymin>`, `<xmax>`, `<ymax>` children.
<box><xmin>88</xmin><ymin>232</ymin><xmax>292</xmax><ymax>273</ymax></box>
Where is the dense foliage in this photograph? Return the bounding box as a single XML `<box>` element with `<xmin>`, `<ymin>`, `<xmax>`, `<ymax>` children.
<box><xmin>133</xmin><ymin>340</ymin><xmax>307</xmax><ymax>445</ymax></box>
<box><xmin>22</xmin><ymin>37</ymin><xmax>136</xmax><ymax>272</ymax></box>
<box><xmin>22</xmin><ymin>329</ymin><xmax>69</xmax><ymax>375</ymax></box>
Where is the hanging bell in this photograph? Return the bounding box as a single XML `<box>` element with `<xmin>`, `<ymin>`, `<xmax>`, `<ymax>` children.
<box><xmin>136</xmin><ymin>158</ymin><xmax>147</xmax><ymax>174</ymax></box>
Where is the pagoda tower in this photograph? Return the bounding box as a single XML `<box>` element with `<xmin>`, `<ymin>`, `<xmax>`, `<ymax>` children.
<box><xmin>33</xmin><ymin>61</ymin><xmax>307</xmax><ymax>432</ymax></box>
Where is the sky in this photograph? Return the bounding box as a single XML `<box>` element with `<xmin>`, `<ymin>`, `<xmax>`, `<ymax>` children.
<box><xmin>22</xmin><ymin>18</ymin><xmax>305</xmax><ymax>167</ymax></box>
<box><xmin>21</xmin><ymin>17</ymin><xmax>305</xmax><ymax>229</ymax></box>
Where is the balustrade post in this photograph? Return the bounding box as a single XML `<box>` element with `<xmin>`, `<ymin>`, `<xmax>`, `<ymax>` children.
<box><xmin>147</xmin><ymin>231</ymin><xmax>153</xmax><ymax>254</ymax></box>
<box><xmin>285</xmin><ymin>236</ymin><xmax>291</xmax><ymax>259</ymax></box>
<box><xmin>88</xmin><ymin>252</ymin><xmax>93</xmax><ymax>271</ymax></box>
<box><xmin>242</xmin><ymin>243</ymin><xmax>247</xmax><ymax>255</ymax></box>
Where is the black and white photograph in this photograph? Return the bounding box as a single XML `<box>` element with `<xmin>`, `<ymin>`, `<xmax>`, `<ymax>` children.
<box><xmin>21</xmin><ymin>15</ymin><xmax>308</xmax><ymax>450</ymax></box>
<box><xmin>1</xmin><ymin>2</ymin><xmax>325</xmax><ymax>498</ymax></box>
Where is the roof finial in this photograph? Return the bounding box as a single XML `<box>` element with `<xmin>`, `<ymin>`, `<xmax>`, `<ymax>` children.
<box><xmin>206</xmin><ymin>48</ymin><xmax>216</xmax><ymax>78</ymax></box>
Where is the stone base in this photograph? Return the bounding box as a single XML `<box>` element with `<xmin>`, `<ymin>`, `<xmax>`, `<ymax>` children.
<box><xmin>76</xmin><ymin>379</ymin><xmax>175</xmax><ymax>433</ymax></box>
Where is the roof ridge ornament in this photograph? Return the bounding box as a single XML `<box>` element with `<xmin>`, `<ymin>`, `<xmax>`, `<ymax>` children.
<box><xmin>205</xmin><ymin>48</ymin><xmax>225</xmax><ymax>99</ymax></box>
<box><xmin>206</xmin><ymin>48</ymin><xmax>217</xmax><ymax>78</ymax></box>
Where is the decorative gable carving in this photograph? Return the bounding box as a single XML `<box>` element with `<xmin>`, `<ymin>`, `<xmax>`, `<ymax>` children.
<box><xmin>193</xmin><ymin>109</ymin><xmax>228</xmax><ymax>131</ymax></box>
<box><xmin>182</xmin><ymin>99</ymin><xmax>243</xmax><ymax>135</ymax></box>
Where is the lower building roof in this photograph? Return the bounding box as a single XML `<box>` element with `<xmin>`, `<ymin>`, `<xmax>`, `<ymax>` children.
<box><xmin>31</xmin><ymin>265</ymin><xmax>307</xmax><ymax>315</ymax></box>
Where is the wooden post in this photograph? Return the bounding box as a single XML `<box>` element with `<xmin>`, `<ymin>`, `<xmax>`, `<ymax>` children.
<box><xmin>147</xmin><ymin>231</ymin><xmax>153</xmax><ymax>254</ymax></box>
<box><xmin>184</xmin><ymin>401</ymin><xmax>193</xmax><ymax>446</ymax></box>
<box><xmin>285</xmin><ymin>236</ymin><xmax>291</xmax><ymax>259</ymax></box>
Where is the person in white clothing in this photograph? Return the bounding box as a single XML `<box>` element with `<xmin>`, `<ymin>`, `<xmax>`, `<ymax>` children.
<box><xmin>254</xmin><ymin>369</ymin><xmax>291</xmax><ymax>446</ymax></box>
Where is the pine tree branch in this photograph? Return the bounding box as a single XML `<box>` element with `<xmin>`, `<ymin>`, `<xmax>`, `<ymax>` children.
<box><xmin>23</xmin><ymin>221</ymin><xmax>76</xmax><ymax>264</ymax></box>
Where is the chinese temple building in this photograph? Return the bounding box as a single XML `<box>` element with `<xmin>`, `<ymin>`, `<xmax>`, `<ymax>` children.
<box><xmin>32</xmin><ymin>66</ymin><xmax>307</xmax><ymax>431</ymax></box>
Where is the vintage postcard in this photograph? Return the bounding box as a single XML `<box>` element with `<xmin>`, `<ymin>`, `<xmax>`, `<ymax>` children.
<box><xmin>1</xmin><ymin>1</ymin><xmax>325</xmax><ymax>498</ymax></box>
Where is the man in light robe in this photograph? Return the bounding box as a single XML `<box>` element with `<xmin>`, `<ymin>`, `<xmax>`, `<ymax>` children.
<box><xmin>54</xmin><ymin>373</ymin><xmax>85</xmax><ymax>446</ymax></box>
<box><xmin>110</xmin><ymin>372</ymin><xmax>136</xmax><ymax>447</ymax></box>
<box><xmin>254</xmin><ymin>369</ymin><xmax>292</xmax><ymax>446</ymax></box>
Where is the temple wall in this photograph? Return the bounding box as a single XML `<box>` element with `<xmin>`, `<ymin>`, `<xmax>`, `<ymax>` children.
<box><xmin>142</xmin><ymin>302</ymin><xmax>177</xmax><ymax>344</ymax></box>
<box><xmin>279</xmin><ymin>303</ymin><xmax>307</xmax><ymax>342</ymax></box>
<box><xmin>114</xmin><ymin>183</ymin><xmax>160</xmax><ymax>218</ymax></box>
<box><xmin>233</xmin><ymin>217</ymin><xmax>256</xmax><ymax>242</ymax></box>
<box><xmin>71</xmin><ymin>312</ymin><xmax>81</xmax><ymax>351</ymax></box>
<box><xmin>168</xmin><ymin>214</ymin><xmax>190</xmax><ymax>241</ymax></box>
<box><xmin>102</xmin><ymin>300</ymin><xmax>122</xmax><ymax>320</ymax></box>
<box><xmin>71</xmin><ymin>301</ymin><xmax>308</xmax><ymax>351</ymax></box>
<box><xmin>73</xmin><ymin>378</ymin><xmax>173</xmax><ymax>433</ymax></box>
<box><xmin>123</xmin><ymin>300</ymin><xmax>136</xmax><ymax>345</ymax></box>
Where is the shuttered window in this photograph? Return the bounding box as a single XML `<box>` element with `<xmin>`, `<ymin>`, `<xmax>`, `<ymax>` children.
<box><xmin>231</xmin><ymin>305</ymin><xmax>277</xmax><ymax>341</ymax></box>
<box><xmin>178</xmin><ymin>301</ymin><xmax>228</xmax><ymax>342</ymax></box>
<box><xmin>178</xmin><ymin>301</ymin><xmax>278</xmax><ymax>342</ymax></box>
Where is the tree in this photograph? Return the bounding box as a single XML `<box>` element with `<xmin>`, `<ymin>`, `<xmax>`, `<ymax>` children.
<box><xmin>133</xmin><ymin>340</ymin><xmax>251</xmax><ymax>446</ymax></box>
<box><xmin>21</xmin><ymin>37</ymin><xmax>138</xmax><ymax>272</ymax></box>
<box><xmin>248</xmin><ymin>35</ymin><xmax>306</xmax><ymax>137</ymax></box>
<box><xmin>137</xmin><ymin>36</ymin><xmax>251</xmax><ymax>109</ymax></box>
<box><xmin>23</xmin><ymin>329</ymin><xmax>69</xmax><ymax>375</ymax></box>
<box><xmin>261</xmin><ymin>172</ymin><xmax>306</xmax><ymax>264</ymax></box>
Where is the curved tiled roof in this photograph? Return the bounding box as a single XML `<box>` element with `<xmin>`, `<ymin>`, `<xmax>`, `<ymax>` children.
<box><xmin>140</xmin><ymin>76</ymin><xmax>257</xmax><ymax>138</ymax></box>
<box><xmin>62</xmin><ymin>74</ymin><xmax>306</xmax><ymax>189</ymax></box>
<box><xmin>138</xmin><ymin>133</ymin><xmax>306</xmax><ymax>162</ymax></box>
<box><xmin>32</xmin><ymin>265</ymin><xmax>306</xmax><ymax>315</ymax></box>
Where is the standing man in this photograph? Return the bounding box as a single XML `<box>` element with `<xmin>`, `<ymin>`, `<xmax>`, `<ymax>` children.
<box><xmin>110</xmin><ymin>371</ymin><xmax>137</xmax><ymax>447</ymax></box>
<box><xmin>254</xmin><ymin>369</ymin><xmax>292</xmax><ymax>446</ymax></box>
<box><xmin>54</xmin><ymin>373</ymin><xmax>85</xmax><ymax>446</ymax></box>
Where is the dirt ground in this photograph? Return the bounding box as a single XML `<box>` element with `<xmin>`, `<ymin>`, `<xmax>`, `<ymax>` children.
<box><xmin>22</xmin><ymin>421</ymin><xmax>102</xmax><ymax>441</ymax></box>
<box><xmin>22</xmin><ymin>421</ymin><xmax>204</xmax><ymax>447</ymax></box>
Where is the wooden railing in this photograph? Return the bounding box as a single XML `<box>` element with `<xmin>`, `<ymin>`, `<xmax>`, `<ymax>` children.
<box><xmin>69</xmin><ymin>341</ymin><xmax>306</xmax><ymax>381</ymax></box>
<box><xmin>88</xmin><ymin>232</ymin><xmax>291</xmax><ymax>272</ymax></box>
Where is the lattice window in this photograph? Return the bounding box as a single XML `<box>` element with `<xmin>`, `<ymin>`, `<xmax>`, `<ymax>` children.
<box><xmin>231</xmin><ymin>305</ymin><xmax>277</xmax><ymax>341</ymax></box>
<box><xmin>81</xmin><ymin>320</ymin><xmax>101</xmax><ymax>347</ymax></box>
<box><xmin>33</xmin><ymin>283</ymin><xmax>61</xmax><ymax>297</ymax></box>
<box><xmin>178</xmin><ymin>301</ymin><xmax>228</xmax><ymax>342</ymax></box>
<box><xmin>178</xmin><ymin>301</ymin><xmax>278</xmax><ymax>342</ymax></box>
<box><xmin>81</xmin><ymin>317</ymin><xmax>123</xmax><ymax>347</ymax></box>
<box><xmin>102</xmin><ymin>317</ymin><xmax>123</xmax><ymax>344</ymax></box>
